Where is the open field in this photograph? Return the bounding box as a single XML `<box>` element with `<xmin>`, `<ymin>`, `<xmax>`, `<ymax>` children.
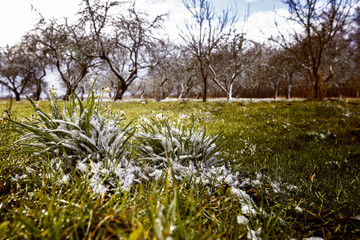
<box><xmin>1</xmin><ymin>98</ymin><xmax>360</xmax><ymax>239</ymax></box>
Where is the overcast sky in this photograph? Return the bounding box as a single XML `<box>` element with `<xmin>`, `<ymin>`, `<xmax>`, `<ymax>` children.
<box><xmin>0</xmin><ymin>0</ymin><xmax>293</xmax><ymax>47</ymax></box>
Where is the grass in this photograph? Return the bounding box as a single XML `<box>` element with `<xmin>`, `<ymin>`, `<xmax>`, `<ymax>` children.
<box><xmin>1</xmin><ymin>98</ymin><xmax>360</xmax><ymax>239</ymax></box>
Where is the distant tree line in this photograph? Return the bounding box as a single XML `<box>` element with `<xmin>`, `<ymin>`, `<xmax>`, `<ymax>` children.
<box><xmin>0</xmin><ymin>0</ymin><xmax>359</xmax><ymax>101</ymax></box>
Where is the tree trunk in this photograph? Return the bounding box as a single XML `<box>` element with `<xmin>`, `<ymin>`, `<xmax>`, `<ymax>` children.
<box><xmin>313</xmin><ymin>74</ymin><xmax>320</xmax><ymax>99</ymax></box>
<box><xmin>287</xmin><ymin>85</ymin><xmax>292</xmax><ymax>100</ymax></box>
<box><xmin>202</xmin><ymin>77</ymin><xmax>207</xmax><ymax>102</ymax></box>
<box><xmin>113</xmin><ymin>81</ymin><xmax>128</xmax><ymax>101</ymax></box>
<box><xmin>63</xmin><ymin>88</ymin><xmax>72</xmax><ymax>101</ymax></box>
<box><xmin>155</xmin><ymin>87</ymin><xmax>161</xmax><ymax>102</ymax></box>
<box><xmin>113</xmin><ymin>88</ymin><xmax>123</xmax><ymax>101</ymax></box>
<box><xmin>33</xmin><ymin>82</ymin><xmax>42</xmax><ymax>101</ymax></box>
<box><xmin>228</xmin><ymin>83</ymin><xmax>233</xmax><ymax>102</ymax></box>
<box><xmin>15</xmin><ymin>92</ymin><xmax>21</xmax><ymax>101</ymax></box>
<box><xmin>63</xmin><ymin>83</ymin><xmax>79</xmax><ymax>101</ymax></box>
<box><xmin>79</xmin><ymin>86</ymin><xmax>85</xmax><ymax>101</ymax></box>
<box><xmin>155</xmin><ymin>78</ymin><xmax>167</xmax><ymax>102</ymax></box>
<box><xmin>274</xmin><ymin>81</ymin><xmax>279</xmax><ymax>100</ymax></box>
<box><xmin>338</xmin><ymin>84</ymin><xmax>344</xmax><ymax>100</ymax></box>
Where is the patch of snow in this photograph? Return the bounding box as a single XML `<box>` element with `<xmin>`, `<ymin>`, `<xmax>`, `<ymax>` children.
<box><xmin>295</xmin><ymin>206</ymin><xmax>303</xmax><ymax>212</ymax></box>
<box><xmin>237</xmin><ymin>215</ymin><xmax>249</xmax><ymax>225</ymax></box>
<box><xmin>231</xmin><ymin>188</ymin><xmax>253</xmax><ymax>202</ymax></box>
<box><xmin>59</xmin><ymin>174</ymin><xmax>69</xmax><ymax>184</ymax></box>
<box><xmin>241</xmin><ymin>203</ymin><xmax>257</xmax><ymax>217</ymax></box>
<box><xmin>155</xmin><ymin>113</ymin><xmax>165</xmax><ymax>121</ymax></box>
<box><xmin>11</xmin><ymin>174</ymin><xmax>27</xmax><ymax>181</ymax></box>
<box><xmin>76</xmin><ymin>161</ymin><xmax>87</xmax><ymax>172</ymax></box>
<box><xmin>246</xmin><ymin>226</ymin><xmax>262</xmax><ymax>240</ymax></box>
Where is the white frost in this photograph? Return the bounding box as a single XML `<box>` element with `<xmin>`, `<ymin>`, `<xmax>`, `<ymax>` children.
<box><xmin>231</xmin><ymin>188</ymin><xmax>253</xmax><ymax>202</ymax></box>
<box><xmin>237</xmin><ymin>215</ymin><xmax>249</xmax><ymax>225</ymax></box>
<box><xmin>241</xmin><ymin>204</ymin><xmax>257</xmax><ymax>217</ymax></box>
<box><xmin>246</xmin><ymin>227</ymin><xmax>262</xmax><ymax>240</ymax></box>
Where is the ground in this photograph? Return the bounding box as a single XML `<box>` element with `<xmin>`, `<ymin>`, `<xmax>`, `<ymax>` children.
<box><xmin>0</xmin><ymin>98</ymin><xmax>359</xmax><ymax>239</ymax></box>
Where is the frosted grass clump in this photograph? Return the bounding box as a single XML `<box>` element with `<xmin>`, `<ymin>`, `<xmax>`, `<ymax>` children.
<box><xmin>134</xmin><ymin>115</ymin><xmax>256</xmax><ymax>201</ymax></box>
<box><xmin>136</xmin><ymin>115</ymin><xmax>224</xmax><ymax>180</ymax></box>
<box><xmin>13</xmin><ymin>88</ymin><xmax>133</xmax><ymax>164</ymax></box>
<box><xmin>10</xmin><ymin>86</ymin><xmax>136</xmax><ymax>192</ymax></box>
<box><xmin>135</xmin><ymin>115</ymin><xmax>268</xmax><ymax>234</ymax></box>
<box><xmin>80</xmin><ymin>156</ymin><xmax>148</xmax><ymax>193</ymax></box>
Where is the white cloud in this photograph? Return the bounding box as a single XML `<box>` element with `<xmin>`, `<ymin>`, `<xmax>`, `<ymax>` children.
<box><xmin>135</xmin><ymin>0</ymin><xmax>192</xmax><ymax>42</ymax></box>
<box><xmin>246</xmin><ymin>0</ymin><xmax>258</xmax><ymax>2</ymax></box>
<box><xmin>0</xmin><ymin>0</ymin><xmax>81</xmax><ymax>47</ymax></box>
<box><xmin>0</xmin><ymin>1</ymin><xmax>34</xmax><ymax>46</ymax></box>
<box><xmin>30</xmin><ymin>0</ymin><xmax>80</xmax><ymax>18</ymax></box>
<box><xmin>241</xmin><ymin>8</ymin><xmax>301</xmax><ymax>44</ymax></box>
<box><xmin>0</xmin><ymin>0</ymin><xmax>302</xmax><ymax>47</ymax></box>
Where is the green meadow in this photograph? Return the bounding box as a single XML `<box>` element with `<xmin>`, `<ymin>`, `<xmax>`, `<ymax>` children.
<box><xmin>1</xmin><ymin>98</ymin><xmax>360</xmax><ymax>239</ymax></box>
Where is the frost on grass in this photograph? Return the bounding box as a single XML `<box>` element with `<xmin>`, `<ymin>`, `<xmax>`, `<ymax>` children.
<box><xmin>12</xmin><ymin>91</ymin><xmax>298</xmax><ymax>196</ymax></box>
<box><xmin>136</xmin><ymin>116</ymin><xmax>244</xmax><ymax>191</ymax></box>
<box><xmin>10</xmin><ymin>91</ymin><xmax>305</xmax><ymax>238</ymax></box>
<box><xmin>11</xmin><ymin>89</ymin><xmax>136</xmax><ymax>193</ymax></box>
<box><xmin>15</xmin><ymin>92</ymin><xmax>132</xmax><ymax>162</ymax></box>
<box><xmin>12</xmin><ymin>92</ymin><xmax>254</xmax><ymax>199</ymax></box>
<box><xmin>136</xmin><ymin>114</ymin><xmax>223</xmax><ymax>180</ymax></box>
<box><xmin>247</xmin><ymin>227</ymin><xmax>262</xmax><ymax>240</ymax></box>
<box><xmin>237</xmin><ymin>215</ymin><xmax>249</xmax><ymax>225</ymax></box>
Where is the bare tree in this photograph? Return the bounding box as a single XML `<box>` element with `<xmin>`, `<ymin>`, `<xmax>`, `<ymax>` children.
<box><xmin>274</xmin><ymin>0</ymin><xmax>354</xmax><ymax>98</ymax></box>
<box><xmin>21</xmin><ymin>39</ymin><xmax>49</xmax><ymax>101</ymax></box>
<box><xmin>265</xmin><ymin>49</ymin><xmax>300</xmax><ymax>99</ymax></box>
<box><xmin>350</xmin><ymin>6</ymin><xmax>360</xmax><ymax>97</ymax></box>
<box><xmin>26</xmin><ymin>19</ymin><xmax>97</xmax><ymax>100</ymax></box>
<box><xmin>0</xmin><ymin>45</ymin><xmax>31</xmax><ymax>101</ymax></box>
<box><xmin>323</xmin><ymin>34</ymin><xmax>356</xmax><ymax>99</ymax></box>
<box><xmin>142</xmin><ymin>41</ymin><xmax>203</xmax><ymax>101</ymax></box>
<box><xmin>177</xmin><ymin>53</ymin><xmax>199</xmax><ymax>100</ymax></box>
<box><xmin>0</xmin><ymin>42</ymin><xmax>48</xmax><ymax>101</ymax></box>
<box><xmin>264</xmin><ymin>65</ymin><xmax>282</xmax><ymax>100</ymax></box>
<box><xmin>80</xmin><ymin>0</ymin><xmax>165</xmax><ymax>101</ymax></box>
<box><xmin>241</xmin><ymin>44</ymin><xmax>267</xmax><ymax>100</ymax></box>
<box><xmin>181</xmin><ymin>0</ymin><xmax>236</xmax><ymax>102</ymax></box>
<box><xmin>144</xmin><ymin>41</ymin><xmax>176</xmax><ymax>101</ymax></box>
<box><xmin>209</xmin><ymin>33</ymin><xmax>258</xmax><ymax>101</ymax></box>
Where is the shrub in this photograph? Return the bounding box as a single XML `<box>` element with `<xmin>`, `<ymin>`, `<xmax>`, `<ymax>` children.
<box><xmin>13</xmin><ymin>89</ymin><xmax>132</xmax><ymax>163</ymax></box>
<box><xmin>9</xmin><ymin>86</ymin><xmax>136</xmax><ymax>192</ymax></box>
<box><xmin>136</xmin><ymin>115</ymin><xmax>225</xmax><ymax>182</ymax></box>
<box><xmin>9</xmin><ymin>88</ymin><xmax>241</xmax><ymax>196</ymax></box>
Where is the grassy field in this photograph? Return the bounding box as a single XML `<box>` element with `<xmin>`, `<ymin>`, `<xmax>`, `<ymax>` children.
<box><xmin>1</xmin><ymin>98</ymin><xmax>360</xmax><ymax>239</ymax></box>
